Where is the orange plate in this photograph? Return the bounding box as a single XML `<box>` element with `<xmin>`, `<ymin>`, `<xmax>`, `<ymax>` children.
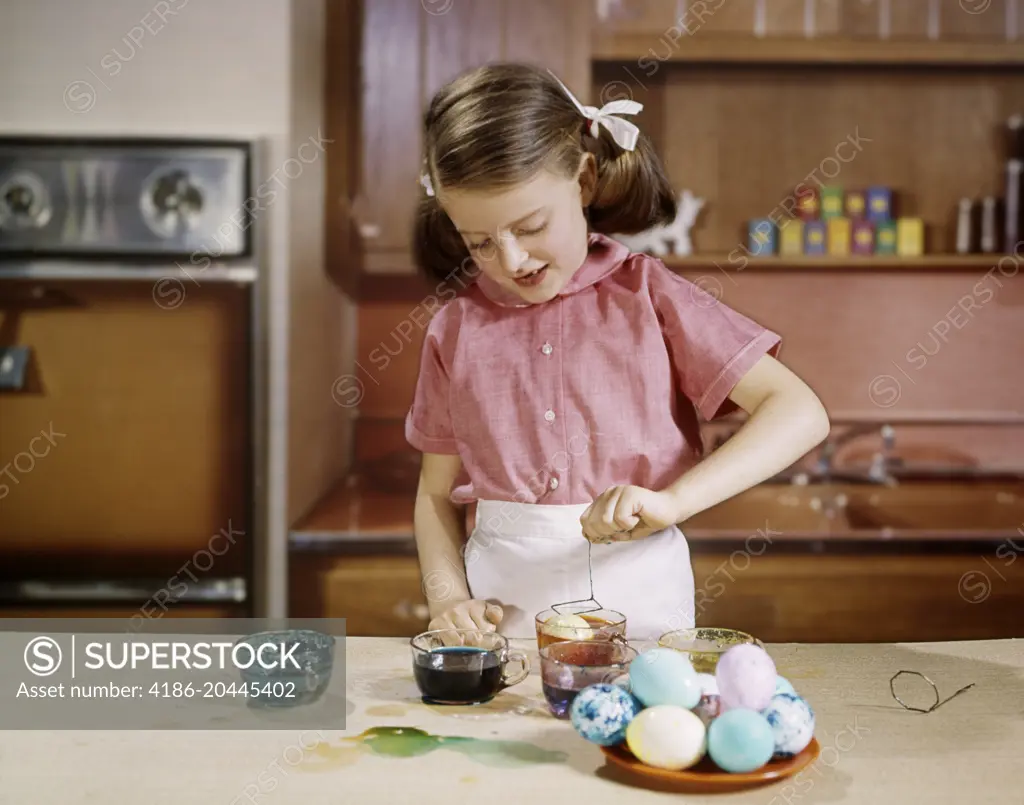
<box><xmin>600</xmin><ymin>738</ymin><xmax>820</xmax><ymax>794</ymax></box>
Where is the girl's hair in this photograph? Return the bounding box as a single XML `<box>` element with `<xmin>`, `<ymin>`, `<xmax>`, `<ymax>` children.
<box><xmin>413</xmin><ymin>62</ymin><xmax>677</xmax><ymax>285</ymax></box>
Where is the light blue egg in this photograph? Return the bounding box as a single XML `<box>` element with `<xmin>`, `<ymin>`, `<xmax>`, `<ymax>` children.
<box><xmin>774</xmin><ymin>675</ymin><xmax>796</xmax><ymax>696</ymax></box>
<box><xmin>707</xmin><ymin>708</ymin><xmax>775</xmax><ymax>773</ymax></box>
<box><xmin>628</xmin><ymin>648</ymin><xmax>701</xmax><ymax>709</ymax></box>
<box><xmin>570</xmin><ymin>683</ymin><xmax>642</xmax><ymax>746</ymax></box>
<box><xmin>763</xmin><ymin>693</ymin><xmax>815</xmax><ymax>758</ymax></box>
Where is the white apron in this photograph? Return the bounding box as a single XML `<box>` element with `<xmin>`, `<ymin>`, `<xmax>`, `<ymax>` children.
<box><xmin>464</xmin><ymin>500</ymin><xmax>695</xmax><ymax>640</ymax></box>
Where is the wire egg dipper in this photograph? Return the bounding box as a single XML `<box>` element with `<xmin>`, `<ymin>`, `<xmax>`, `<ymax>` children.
<box><xmin>551</xmin><ymin>538</ymin><xmax>604</xmax><ymax>616</ymax></box>
<box><xmin>542</xmin><ymin>531</ymin><xmax>630</xmax><ymax>646</ymax></box>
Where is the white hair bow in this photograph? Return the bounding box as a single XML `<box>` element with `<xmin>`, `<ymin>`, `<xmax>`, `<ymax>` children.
<box><xmin>548</xmin><ymin>70</ymin><xmax>643</xmax><ymax>152</ymax></box>
<box><xmin>420</xmin><ymin>170</ymin><xmax>435</xmax><ymax>197</ymax></box>
<box><xmin>418</xmin><ymin>72</ymin><xmax>645</xmax><ymax>196</ymax></box>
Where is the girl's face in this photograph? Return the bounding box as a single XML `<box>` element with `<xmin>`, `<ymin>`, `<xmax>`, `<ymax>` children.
<box><xmin>439</xmin><ymin>156</ymin><xmax>597</xmax><ymax>304</ymax></box>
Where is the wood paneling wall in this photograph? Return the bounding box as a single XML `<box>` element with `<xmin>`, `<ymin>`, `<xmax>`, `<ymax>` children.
<box><xmin>337</xmin><ymin>0</ymin><xmax>1024</xmax><ymax>470</ymax></box>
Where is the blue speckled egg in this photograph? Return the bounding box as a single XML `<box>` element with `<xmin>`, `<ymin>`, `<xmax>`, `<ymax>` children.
<box><xmin>570</xmin><ymin>683</ymin><xmax>642</xmax><ymax>746</ymax></box>
<box><xmin>775</xmin><ymin>675</ymin><xmax>796</xmax><ymax>696</ymax></box>
<box><xmin>628</xmin><ymin>648</ymin><xmax>701</xmax><ymax>709</ymax></box>
<box><xmin>763</xmin><ymin>693</ymin><xmax>815</xmax><ymax>758</ymax></box>
<box><xmin>707</xmin><ymin>708</ymin><xmax>775</xmax><ymax>773</ymax></box>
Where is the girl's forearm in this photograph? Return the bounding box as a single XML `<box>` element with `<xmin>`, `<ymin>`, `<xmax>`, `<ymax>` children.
<box><xmin>414</xmin><ymin>491</ymin><xmax>471</xmax><ymax>619</ymax></box>
<box><xmin>665</xmin><ymin>388</ymin><xmax>830</xmax><ymax>522</ymax></box>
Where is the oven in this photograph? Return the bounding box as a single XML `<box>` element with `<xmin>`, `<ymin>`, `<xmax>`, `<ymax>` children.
<box><xmin>0</xmin><ymin>137</ymin><xmax>267</xmax><ymax>619</ymax></box>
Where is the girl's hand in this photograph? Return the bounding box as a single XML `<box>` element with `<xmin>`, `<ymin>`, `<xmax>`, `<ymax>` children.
<box><xmin>580</xmin><ymin>485</ymin><xmax>681</xmax><ymax>544</ymax></box>
<box><xmin>428</xmin><ymin>599</ymin><xmax>503</xmax><ymax>643</ymax></box>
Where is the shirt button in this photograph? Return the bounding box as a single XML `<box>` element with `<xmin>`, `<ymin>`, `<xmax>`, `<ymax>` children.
<box><xmin>541</xmin><ymin>343</ymin><xmax>553</xmax><ymax>355</ymax></box>
<box><xmin>544</xmin><ymin>409</ymin><xmax>556</xmax><ymax>422</ymax></box>
<box><xmin>549</xmin><ymin>477</ymin><xmax>559</xmax><ymax>490</ymax></box>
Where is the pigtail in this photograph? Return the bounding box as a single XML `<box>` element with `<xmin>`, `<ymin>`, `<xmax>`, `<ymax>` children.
<box><xmin>412</xmin><ymin>192</ymin><xmax>474</xmax><ymax>286</ymax></box>
<box><xmin>584</xmin><ymin>128</ymin><xmax>677</xmax><ymax>236</ymax></box>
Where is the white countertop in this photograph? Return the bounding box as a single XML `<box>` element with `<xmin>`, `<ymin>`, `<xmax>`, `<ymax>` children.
<box><xmin>1</xmin><ymin>636</ymin><xmax>1021</xmax><ymax>804</ymax></box>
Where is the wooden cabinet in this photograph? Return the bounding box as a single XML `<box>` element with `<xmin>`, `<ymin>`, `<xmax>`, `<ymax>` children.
<box><xmin>289</xmin><ymin>545</ymin><xmax>1024</xmax><ymax>642</ymax></box>
<box><xmin>326</xmin><ymin>0</ymin><xmax>594</xmax><ymax>294</ymax></box>
<box><xmin>691</xmin><ymin>550</ymin><xmax>1024</xmax><ymax>643</ymax></box>
<box><xmin>592</xmin><ymin>0</ymin><xmax>1020</xmax><ymax>41</ymax></box>
<box><xmin>290</xmin><ymin>553</ymin><xmax>431</xmax><ymax>636</ymax></box>
<box><xmin>0</xmin><ymin>606</ymin><xmax>244</xmax><ymax>619</ymax></box>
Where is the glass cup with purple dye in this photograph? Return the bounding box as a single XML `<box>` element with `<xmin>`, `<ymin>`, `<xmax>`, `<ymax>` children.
<box><xmin>539</xmin><ymin>639</ymin><xmax>637</xmax><ymax>719</ymax></box>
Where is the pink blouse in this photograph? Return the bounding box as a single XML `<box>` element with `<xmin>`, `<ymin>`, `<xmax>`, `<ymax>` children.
<box><xmin>405</xmin><ymin>233</ymin><xmax>782</xmax><ymax>506</ymax></box>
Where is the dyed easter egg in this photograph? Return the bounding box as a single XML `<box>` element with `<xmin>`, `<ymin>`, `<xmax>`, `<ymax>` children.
<box><xmin>693</xmin><ymin>693</ymin><xmax>722</xmax><ymax>726</ymax></box>
<box><xmin>625</xmin><ymin>705</ymin><xmax>706</xmax><ymax>770</ymax></box>
<box><xmin>544</xmin><ymin>613</ymin><xmax>592</xmax><ymax>640</ymax></box>
<box><xmin>707</xmin><ymin>708</ymin><xmax>775</xmax><ymax>773</ymax></box>
<box><xmin>763</xmin><ymin>693</ymin><xmax>815</xmax><ymax>758</ymax></box>
<box><xmin>628</xmin><ymin>648</ymin><xmax>701</xmax><ymax>709</ymax></box>
<box><xmin>774</xmin><ymin>675</ymin><xmax>796</xmax><ymax>696</ymax></box>
<box><xmin>716</xmin><ymin>644</ymin><xmax>777</xmax><ymax>712</ymax></box>
<box><xmin>570</xmin><ymin>683</ymin><xmax>642</xmax><ymax>746</ymax></box>
<box><xmin>696</xmin><ymin>672</ymin><xmax>719</xmax><ymax>697</ymax></box>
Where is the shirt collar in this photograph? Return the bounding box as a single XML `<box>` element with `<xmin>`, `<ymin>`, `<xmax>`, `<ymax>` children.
<box><xmin>473</xmin><ymin>232</ymin><xmax>631</xmax><ymax>308</ymax></box>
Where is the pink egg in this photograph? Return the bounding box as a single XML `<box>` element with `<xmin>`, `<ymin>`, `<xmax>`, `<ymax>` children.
<box><xmin>715</xmin><ymin>644</ymin><xmax>777</xmax><ymax>712</ymax></box>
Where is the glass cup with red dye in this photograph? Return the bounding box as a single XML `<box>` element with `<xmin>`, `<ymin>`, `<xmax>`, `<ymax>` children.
<box><xmin>539</xmin><ymin>639</ymin><xmax>637</xmax><ymax>719</ymax></box>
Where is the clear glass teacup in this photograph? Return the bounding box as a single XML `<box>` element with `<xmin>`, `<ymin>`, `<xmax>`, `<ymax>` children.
<box><xmin>410</xmin><ymin>629</ymin><xmax>530</xmax><ymax>705</ymax></box>
<box><xmin>534</xmin><ymin>606</ymin><xmax>627</xmax><ymax>651</ymax></box>
<box><xmin>539</xmin><ymin>639</ymin><xmax>637</xmax><ymax>719</ymax></box>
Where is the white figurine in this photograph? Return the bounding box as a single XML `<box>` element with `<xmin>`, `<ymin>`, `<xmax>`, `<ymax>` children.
<box><xmin>615</xmin><ymin>189</ymin><xmax>705</xmax><ymax>257</ymax></box>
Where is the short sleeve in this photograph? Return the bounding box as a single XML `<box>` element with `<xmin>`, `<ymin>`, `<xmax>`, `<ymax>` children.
<box><xmin>405</xmin><ymin>320</ymin><xmax>460</xmax><ymax>454</ymax></box>
<box><xmin>648</xmin><ymin>262</ymin><xmax>782</xmax><ymax>421</ymax></box>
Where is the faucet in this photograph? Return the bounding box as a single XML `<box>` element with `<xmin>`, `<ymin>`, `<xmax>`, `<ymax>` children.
<box><xmin>810</xmin><ymin>423</ymin><xmax>898</xmax><ymax>484</ymax></box>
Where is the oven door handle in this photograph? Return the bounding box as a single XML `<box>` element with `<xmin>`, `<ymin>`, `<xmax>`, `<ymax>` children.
<box><xmin>0</xmin><ymin>579</ymin><xmax>247</xmax><ymax>603</ymax></box>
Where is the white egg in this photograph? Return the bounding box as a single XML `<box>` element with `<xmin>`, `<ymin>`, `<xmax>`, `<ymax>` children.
<box><xmin>625</xmin><ymin>705</ymin><xmax>707</xmax><ymax>771</ymax></box>
<box><xmin>696</xmin><ymin>672</ymin><xmax>719</xmax><ymax>697</ymax></box>
<box><xmin>543</xmin><ymin>613</ymin><xmax>592</xmax><ymax>640</ymax></box>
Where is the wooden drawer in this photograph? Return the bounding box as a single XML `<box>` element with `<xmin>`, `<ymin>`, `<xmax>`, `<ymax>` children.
<box><xmin>290</xmin><ymin>547</ymin><xmax>1024</xmax><ymax>643</ymax></box>
<box><xmin>0</xmin><ymin>606</ymin><xmax>244</xmax><ymax>619</ymax></box>
<box><xmin>691</xmin><ymin>550</ymin><xmax>1024</xmax><ymax>643</ymax></box>
<box><xmin>290</xmin><ymin>553</ymin><xmax>430</xmax><ymax>637</ymax></box>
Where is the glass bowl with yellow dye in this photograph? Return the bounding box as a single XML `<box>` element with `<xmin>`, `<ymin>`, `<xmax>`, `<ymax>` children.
<box><xmin>657</xmin><ymin>627</ymin><xmax>760</xmax><ymax>674</ymax></box>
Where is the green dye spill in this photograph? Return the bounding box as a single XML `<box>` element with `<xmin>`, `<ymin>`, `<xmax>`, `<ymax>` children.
<box><xmin>354</xmin><ymin>726</ymin><xmax>567</xmax><ymax>768</ymax></box>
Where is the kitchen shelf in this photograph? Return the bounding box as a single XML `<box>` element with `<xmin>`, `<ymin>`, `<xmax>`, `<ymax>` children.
<box><xmin>664</xmin><ymin>254</ymin><xmax>1012</xmax><ymax>272</ymax></box>
<box><xmin>592</xmin><ymin>36</ymin><xmax>1024</xmax><ymax>68</ymax></box>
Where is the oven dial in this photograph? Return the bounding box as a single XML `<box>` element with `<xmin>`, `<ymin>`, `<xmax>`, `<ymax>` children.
<box><xmin>140</xmin><ymin>168</ymin><xmax>205</xmax><ymax>238</ymax></box>
<box><xmin>0</xmin><ymin>172</ymin><xmax>53</xmax><ymax>230</ymax></box>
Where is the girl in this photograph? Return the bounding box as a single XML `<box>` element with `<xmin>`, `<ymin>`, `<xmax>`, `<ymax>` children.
<box><xmin>406</xmin><ymin>62</ymin><xmax>830</xmax><ymax>640</ymax></box>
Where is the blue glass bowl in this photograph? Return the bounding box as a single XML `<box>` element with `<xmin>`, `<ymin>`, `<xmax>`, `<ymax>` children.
<box><xmin>234</xmin><ymin>629</ymin><xmax>335</xmax><ymax>707</ymax></box>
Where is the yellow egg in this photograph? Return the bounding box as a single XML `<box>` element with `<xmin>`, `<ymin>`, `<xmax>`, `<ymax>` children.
<box><xmin>543</xmin><ymin>613</ymin><xmax>592</xmax><ymax>640</ymax></box>
<box><xmin>625</xmin><ymin>705</ymin><xmax>706</xmax><ymax>771</ymax></box>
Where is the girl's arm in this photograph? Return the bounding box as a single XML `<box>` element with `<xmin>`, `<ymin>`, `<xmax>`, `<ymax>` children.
<box><xmin>415</xmin><ymin>453</ymin><xmax>503</xmax><ymax>631</ymax></box>
<box><xmin>581</xmin><ymin>354</ymin><xmax>830</xmax><ymax>540</ymax></box>
<box><xmin>414</xmin><ymin>452</ymin><xmax>471</xmax><ymax>619</ymax></box>
<box><xmin>663</xmin><ymin>353</ymin><xmax>831</xmax><ymax>522</ymax></box>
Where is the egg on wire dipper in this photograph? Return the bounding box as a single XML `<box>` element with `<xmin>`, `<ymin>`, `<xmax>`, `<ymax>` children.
<box><xmin>542</xmin><ymin>613</ymin><xmax>592</xmax><ymax>640</ymax></box>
